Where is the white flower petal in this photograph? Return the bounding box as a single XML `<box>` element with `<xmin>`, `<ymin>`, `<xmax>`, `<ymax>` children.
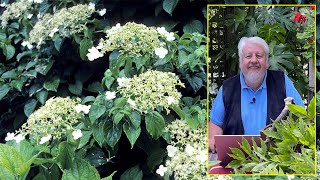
<box><xmin>14</xmin><ymin>134</ymin><xmax>25</xmax><ymax>144</ymax></box>
<box><xmin>185</xmin><ymin>144</ymin><xmax>194</xmax><ymax>156</ymax></box>
<box><xmin>89</xmin><ymin>2</ymin><xmax>95</xmax><ymax>10</ymax></box>
<box><xmin>166</xmin><ymin>96</ymin><xmax>176</xmax><ymax>105</ymax></box>
<box><xmin>127</xmin><ymin>98</ymin><xmax>136</xmax><ymax>107</ymax></box>
<box><xmin>5</xmin><ymin>132</ymin><xmax>15</xmax><ymax>141</ymax></box>
<box><xmin>39</xmin><ymin>134</ymin><xmax>52</xmax><ymax>144</ymax></box>
<box><xmin>166</xmin><ymin>145</ymin><xmax>177</xmax><ymax>158</ymax></box>
<box><xmin>0</xmin><ymin>2</ymin><xmax>6</xmax><ymax>7</ymax></box>
<box><xmin>156</xmin><ymin>165</ymin><xmax>167</xmax><ymax>177</ymax></box>
<box><xmin>74</xmin><ymin>104</ymin><xmax>91</xmax><ymax>114</ymax></box>
<box><xmin>155</xmin><ymin>47</ymin><xmax>168</xmax><ymax>59</ymax></box>
<box><xmin>166</xmin><ymin>32</ymin><xmax>175</xmax><ymax>41</ymax></box>
<box><xmin>98</xmin><ymin>8</ymin><xmax>106</xmax><ymax>16</ymax></box>
<box><xmin>86</xmin><ymin>47</ymin><xmax>104</xmax><ymax>61</ymax></box>
<box><xmin>105</xmin><ymin>91</ymin><xmax>116</xmax><ymax>100</ymax></box>
<box><xmin>72</xmin><ymin>129</ymin><xmax>82</xmax><ymax>140</ymax></box>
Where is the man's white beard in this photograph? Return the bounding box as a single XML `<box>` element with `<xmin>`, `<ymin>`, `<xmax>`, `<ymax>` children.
<box><xmin>245</xmin><ymin>70</ymin><xmax>265</xmax><ymax>84</ymax></box>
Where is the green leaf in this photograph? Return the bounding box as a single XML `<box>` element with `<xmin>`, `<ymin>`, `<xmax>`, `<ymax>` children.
<box><xmin>147</xmin><ymin>148</ymin><xmax>166</xmax><ymax>171</ymax></box>
<box><xmin>240</xmin><ymin>137</ymin><xmax>252</xmax><ymax>156</ymax></box>
<box><xmin>0</xmin><ymin>84</ymin><xmax>10</xmax><ymax>101</ymax></box>
<box><xmin>287</xmin><ymin>104</ymin><xmax>307</xmax><ymax>117</ymax></box>
<box><xmin>3</xmin><ymin>44</ymin><xmax>15</xmax><ymax>60</ymax></box>
<box><xmin>0</xmin><ymin>144</ymin><xmax>24</xmax><ymax>175</ymax></box>
<box><xmin>113</xmin><ymin>112</ymin><xmax>124</xmax><ymax>125</ymax></box>
<box><xmin>0</xmin><ymin>167</ymin><xmax>14</xmax><ymax>179</ymax></box>
<box><xmin>87</xmin><ymin>82</ymin><xmax>103</xmax><ymax>93</ymax></box>
<box><xmin>10</xmin><ymin>79</ymin><xmax>24</xmax><ymax>91</ymax></box>
<box><xmin>92</xmin><ymin>121</ymin><xmax>111</xmax><ymax>147</ymax></box>
<box><xmin>78</xmin><ymin>131</ymin><xmax>92</xmax><ymax>149</ymax></box>
<box><xmin>251</xmin><ymin>162</ymin><xmax>270</xmax><ymax>172</ymax></box>
<box><xmin>61</xmin><ymin>159</ymin><xmax>100</xmax><ymax>180</ymax></box>
<box><xmin>1</xmin><ymin>69</ymin><xmax>17</xmax><ymax>79</ymax></box>
<box><xmin>226</xmin><ymin>160</ymin><xmax>242</xmax><ymax>169</ymax></box>
<box><xmin>186</xmin><ymin>74</ymin><xmax>203</xmax><ymax>93</ymax></box>
<box><xmin>89</xmin><ymin>105</ymin><xmax>106</xmax><ymax>123</ymax></box>
<box><xmin>129</xmin><ymin>111</ymin><xmax>141</xmax><ymax>128</ymax></box>
<box><xmin>145</xmin><ymin>111</ymin><xmax>165</xmax><ymax>139</ymax></box>
<box><xmin>123</xmin><ymin>122</ymin><xmax>141</xmax><ymax>149</ymax></box>
<box><xmin>44</xmin><ymin>76</ymin><xmax>60</xmax><ymax>92</ymax></box>
<box><xmin>54</xmin><ymin>37</ymin><xmax>64</xmax><ymax>52</ymax></box>
<box><xmin>17</xmin><ymin>51</ymin><xmax>33</xmax><ymax>61</ymax></box>
<box><xmin>24</xmin><ymin>99</ymin><xmax>37</xmax><ymax>117</ymax></box>
<box><xmin>84</xmin><ymin>146</ymin><xmax>108</xmax><ymax>167</ymax></box>
<box><xmin>183</xmin><ymin>20</ymin><xmax>203</xmax><ymax>34</ymax></box>
<box><xmin>56</xmin><ymin>142</ymin><xmax>75</xmax><ymax>170</ymax></box>
<box><xmin>80</xmin><ymin>38</ymin><xmax>93</xmax><ymax>60</ymax></box>
<box><xmin>101</xmin><ymin>171</ymin><xmax>117</xmax><ymax>180</ymax></box>
<box><xmin>103</xmin><ymin>69</ymin><xmax>115</xmax><ymax>89</ymax></box>
<box><xmin>307</xmin><ymin>96</ymin><xmax>315</xmax><ymax>119</ymax></box>
<box><xmin>162</xmin><ymin>0</ymin><xmax>179</xmax><ymax>15</ymax></box>
<box><xmin>229</xmin><ymin>148</ymin><xmax>246</xmax><ymax>161</ymax></box>
<box><xmin>178</xmin><ymin>50</ymin><xmax>188</xmax><ymax>67</ymax></box>
<box><xmin>106</xmin><ymin>123</ymin><xmax>122</xmax><ymax>149</ymax></box>
<box><xmin>120</xmin><ymin>165</ymin><xmax>143</xmax><ymax>180</ymax></box>
<box><xmin>81</xmin><ymin>96</ymin><xmax>95</xmax><ymax>104</ymax></box>
<box><xmin>36</xmin><ymin>90</ymin><xmax>48</xmax><ymax>105</ymax></box>
<box><xmin>68</xmin><ymin>80</ymin><xmax>83</xmax><ymax>95</ymax></box>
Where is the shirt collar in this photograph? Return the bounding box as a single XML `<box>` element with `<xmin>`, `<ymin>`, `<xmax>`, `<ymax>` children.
<box><xmin>240</xmin><ymin>70</ymin><xmax>267</xmax><ymax>90</ymax></box>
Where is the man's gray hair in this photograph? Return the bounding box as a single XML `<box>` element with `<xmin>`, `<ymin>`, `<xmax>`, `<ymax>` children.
<box><xmin>238</xmin><ymin>36</ymin><xmax>269</xmax><ymax>62</ymax></box>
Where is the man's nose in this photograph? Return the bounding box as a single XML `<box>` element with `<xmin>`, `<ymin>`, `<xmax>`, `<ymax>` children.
<box><xmin>250</xmin><ymin>56</ymin><xmax>258</xmax><ymax>63</ymax></box>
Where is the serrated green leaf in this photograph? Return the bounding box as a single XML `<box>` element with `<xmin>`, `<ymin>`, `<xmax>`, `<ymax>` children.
<box><xmin>80</xmin><ymin>38</ymin><xmax>93</xmax><ymax>60</ymax></box>
<box><xmin>35</xmin><ymin>61</ymin><xmax>54</xmax><ymax>75</ymax></box>
<box><xmin>0</xmin><ymin>144</ymin><xmax>24</xmax><ymax>175</ymax></box>
<box><xmin>106</xmin><ymin>123</ymin><xmax>122</xmax><ymax>149</ymax></box>
<box><xmin>17</xmin><ymin>51</ymin><xmax>33</xmax><ymax>61</ymax></box>
<box><xmin>92</xmin><ymin>121</ymin><xmax>110</xmax><ymax>147</ymax></box>
<box><xmin>89</xmin><ymin>105</ymin><xmax>106</xmax><ymax>123</ymax></box>
<box><xmin>56</xmin><ymin>142</ymin><xmax>75</xmax><ymax>170</ymax></box>
<box><xmin>24</xmin><ymin>99</ymin><xmax>37</xmax><ymax>117</ymax></box>
<box><xmin>120</xmin><ymin>165</ymin><xmax>142</xmax><ymax>180</ymax></box>
<box><xmin>36</xmin><ymin>90</ymin><xmax>48</xmax><ymax>105</ymax></box>
<box><xmin>3</xmin><ymin>44</ymin><xmax>15</xmax><ymax>60</ymax></box>
<box><xmin>145</xmin><ymin>111</ymin><xmax>165</xmax><ymax>139</ymax></box>
<box><xmin>101</xmin><ymin>171</ymin><xmax>117</xmax><ymax>180</ymax></box>
<box><xmin>183</xmin><ymin>20</ymin><xmax>203</xmax><ymax>34</ymax></box>
<box><xmin>68</xmin><ymin>81</ymin><xmax>83</xmax><ymax>95</ymax></box>
<box><xmin>261</xmin><ymin>130</ymin><xmax>282</xmax><ymax>140</ymax></box>
<box><xmin>226</xmin><ymin>160</ymin><xmax>242</xmax><ymax>169</ymax></box>
<box><xmin>123</xmin><ymin>122</ymin><xmax>141</xmax><ymax>149</ymax></box>
<box><xmin>162</xmin><ymin>0</ymin><xmax>179</xmax><ymax>15</ymax></box>
<box><xmin>44</xmin><ymin>76</ymin><xmax>60</xmax><ymax>92</ymax></box>
<box><xmin>61</xmin><ymin>159</ymin><xmax>100</xmax><ymax>180</ymax></box>
<box><xmin>54</xmin><ymin>37</ymin><xmax>64</xmax><ymax>52</ymax></box>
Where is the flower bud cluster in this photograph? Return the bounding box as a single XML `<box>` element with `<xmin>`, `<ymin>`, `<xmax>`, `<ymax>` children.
<box><xmin>1</xmin><ymin>1</ymin><xmax>33</xmax><ymax>27</ymax></box>
<box><xmin>117</xmin><ymin>70</ymin><xmax>184</xmax><ymax>113</ymax></box>
<box><xmin>157</xmin><ymin>119</ymin><xmax>209</xmax><ymax>179</ymax></box>
<box><xmin>99</xmin><ymin>22</ymin><xmax>162</xmax><ymax>57</ymax></box>
<box><xmin>28</xmin><ymin>4</ymin><xmax>95</xmax><ymax>47</ymax></box>
<box><xmin>8</xmin><ymin>97</ymin><xmax>83</xmax><ymax>144</ymax></box>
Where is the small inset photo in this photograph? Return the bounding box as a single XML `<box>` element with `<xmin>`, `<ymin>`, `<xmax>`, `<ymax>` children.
<box><xmin>207</xmin><ymin>5</ymin><xmax>316</xmax><ymax>176</ymax></box>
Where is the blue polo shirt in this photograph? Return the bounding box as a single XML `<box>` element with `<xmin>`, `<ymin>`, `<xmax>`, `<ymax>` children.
<box><xmin>210</xmin><ymin>71</ymin><xmax>304</xmax><ymax>135</ymax></box>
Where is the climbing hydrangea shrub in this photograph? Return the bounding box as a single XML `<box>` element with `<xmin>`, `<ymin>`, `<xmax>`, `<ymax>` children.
<box><xmin>0</xmin><ymin>1</ymin><xmax>33</xmax><ymax>27</ymax></box>
<box><xmin>28</xmin><ymin>4</ymin><xmax>95</xmax><ymax>46</ymax></box>
<box><xmin>6</xmin><ymin>97</ymin><xmax>85</xmax><ymax>144</ymax></box>
<box><xmin>157</xmin><ymin>119</ymin><xmax>209</xmax><ymax>179</ymax></box>
<box><xmin>117</xmin><ymin>70</ymin><xmax>184</xmax><ymax>114</ymax></box>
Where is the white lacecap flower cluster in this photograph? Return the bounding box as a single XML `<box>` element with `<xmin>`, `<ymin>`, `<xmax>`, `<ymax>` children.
<box><xmin>156</xmin><ymin>119</ymin><xmax>209</xmax><ymax>179</ymax></box>
<box><xmin>5</xmin><ymin>97</ymin><xmax>88</xmax><ymax>144</ymax></box>
<box><xmin>116</xmin><ymin>70</ymin><xmax>184</xmax><ymax>113</ymax></box>
<box><xmin>28</xmin><ymin>4</ymin><xmax>96</xmax><ymax>48</ymax></box>
<box><xmin>86</xmin><ymin>22</ymin><xmax>176</xmax><ymax>61</ymax></box>
<box><xmin>0</xmin><ymin>1</ymin><xmax>33</xmax><ymax>27</ymax></box>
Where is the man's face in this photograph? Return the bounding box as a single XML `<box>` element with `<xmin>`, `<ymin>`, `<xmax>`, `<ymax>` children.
<box><xmin>240</xmin><ymin>42</ymin><xmax>268</xmax><ymax>84</ymax></box>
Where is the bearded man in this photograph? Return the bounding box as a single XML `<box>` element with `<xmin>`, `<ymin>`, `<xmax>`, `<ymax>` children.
<box><xmin>208</xmin><ymin>36</ymin><xmax>304</xmax><ymax>152</ymax></box>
